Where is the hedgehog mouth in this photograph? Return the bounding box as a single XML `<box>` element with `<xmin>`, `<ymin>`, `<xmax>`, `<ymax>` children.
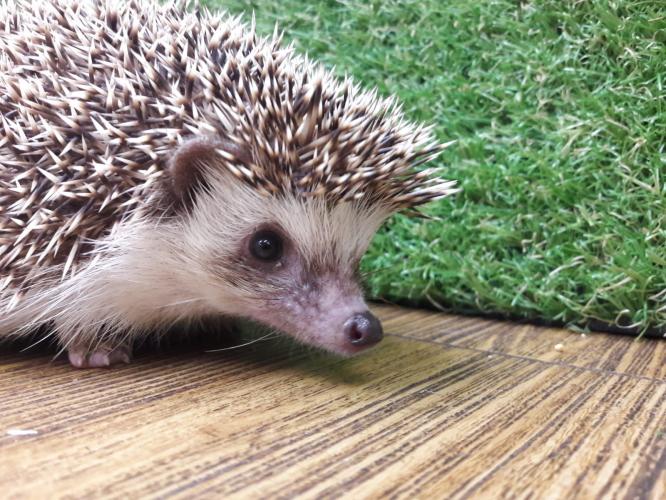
<box><xmin>320</xmin><ymin>340</ymin><xmax>382</xmax><ymax>357</ymax></box>
<box><xmin>284</xmin><ymin>332</ymin><xmax>382</xmax><ymax>357</ymax></box>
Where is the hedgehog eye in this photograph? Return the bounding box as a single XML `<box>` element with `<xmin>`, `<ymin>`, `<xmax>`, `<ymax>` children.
<box><xmin>249</xmin><ymin>230</ymin><xmax>283</xmax><ymax>262</ymax></box>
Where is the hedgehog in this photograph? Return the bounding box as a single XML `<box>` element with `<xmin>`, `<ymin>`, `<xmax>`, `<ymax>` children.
<box><xmin>0</xmin><ymin>0</ymin><xmax>457</xmax><ymax>368</ymax></box>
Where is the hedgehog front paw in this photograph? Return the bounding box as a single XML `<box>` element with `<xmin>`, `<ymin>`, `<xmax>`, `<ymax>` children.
<box><xmin>67</xmin><ymin>344</ymin><xmax>132</xmax><ymax>368</ymax></box>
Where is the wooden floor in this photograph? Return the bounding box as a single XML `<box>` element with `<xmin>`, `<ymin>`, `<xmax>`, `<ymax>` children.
<box><xmin>1</xmin><ymin>305</ymin><xmax>664</xmax><ymax>499</ymax></box>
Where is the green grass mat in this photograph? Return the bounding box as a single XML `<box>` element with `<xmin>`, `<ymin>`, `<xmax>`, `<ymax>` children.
<box><xmin>203</xmin><ymin>0</ymin><xmax>665</xmax><ymax>335</ymax></box>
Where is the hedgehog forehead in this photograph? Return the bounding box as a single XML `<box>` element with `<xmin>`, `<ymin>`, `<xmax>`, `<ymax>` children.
<box><xmin>197</xmin><ymin>170</ymin><xmax>390</xmax><ymax>267</ymax></box>
<box><xmin>268</xmin><ymin>196</ymin><xmax>390</xmax><ymax>267</ymax></box>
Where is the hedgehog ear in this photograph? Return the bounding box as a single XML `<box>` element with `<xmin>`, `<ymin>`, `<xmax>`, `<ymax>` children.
<box><xmin>166</xmin><ymin>137</ymin><xmax>221</xmax><ymax>210</ymax></box>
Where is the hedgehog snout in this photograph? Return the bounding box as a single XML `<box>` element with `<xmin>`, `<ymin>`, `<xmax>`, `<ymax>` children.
<box><xmin>250</xmin><ymin>271</ymin><xmax>381</xmax><ymax>355</ymax></box>
<box><xmin>344</xmin><ymin>311</ymin><xmax>383</xmax><ymax>347</ymax></box>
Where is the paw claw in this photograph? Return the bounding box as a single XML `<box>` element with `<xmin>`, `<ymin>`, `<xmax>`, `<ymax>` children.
<box><xmin>88</xmin><ymin>352</ymin><xmax>111</xmax><ymax>367</ymax></box>
<box><xmin>67</xmin><ymin>352</ymin><xmax>85</xmax><ymax>369</ymax></box>
<box><xmin>67</xmin><ymin>345</ymin><xmax>132</xmax><ymax>369</ymax></box>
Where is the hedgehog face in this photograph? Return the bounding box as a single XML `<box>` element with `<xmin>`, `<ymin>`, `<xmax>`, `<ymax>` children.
<box><xmin>222</xmin><ymin>202</ymin><xmax>387</xmax><ymax>355</ymax></box>
<box><xmin>169</xmin><ymin>140</ymin><xmax>390</xmax><ymax>355</ymax></box>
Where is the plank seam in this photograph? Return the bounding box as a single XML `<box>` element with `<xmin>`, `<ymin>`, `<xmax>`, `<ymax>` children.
<box><xmin>388</xmin><ymin>333</ymin><xmax>665</xmax><ymax>383</ymax></box>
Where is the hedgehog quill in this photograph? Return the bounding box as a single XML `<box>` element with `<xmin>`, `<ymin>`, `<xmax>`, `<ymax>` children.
<box><xmin>0</xmin><ymin>0</ymin><xmax>457</xmax><ymax>367</ymax></box>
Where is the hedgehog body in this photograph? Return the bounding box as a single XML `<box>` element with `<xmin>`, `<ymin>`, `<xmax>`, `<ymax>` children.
<box><xmin>0</xmin><ymin>0</ymin><xmax>456</xmax><ymax>367</ymax></box>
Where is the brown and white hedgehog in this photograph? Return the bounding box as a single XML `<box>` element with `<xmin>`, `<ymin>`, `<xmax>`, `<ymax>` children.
<box><xmin>0</xmin><ymin>0</ymin><xmax>457</xmax><ymax>367</ymax></box>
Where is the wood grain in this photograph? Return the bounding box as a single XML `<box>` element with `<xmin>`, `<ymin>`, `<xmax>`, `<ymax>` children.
<box><xmin>0</xmin><ymin>305</ymin><xmax>664</xmax><ymax>499</ymax></box>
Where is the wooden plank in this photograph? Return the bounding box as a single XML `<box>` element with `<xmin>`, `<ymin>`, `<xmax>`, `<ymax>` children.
<box><xmin>0</xmin><ymin>307</ymin><xmax>664</xmax><ymax>499</ymax></box>
<box><xmin>375</xmin><ymin>305</ymin><xmax>666</xmax><ymax>380</ymax></box>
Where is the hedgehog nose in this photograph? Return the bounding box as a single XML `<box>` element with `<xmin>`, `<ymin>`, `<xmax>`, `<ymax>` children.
<box><xmin>344</xmin><ymin>311</ymin><xmax>383</xmax><ymax>347</ymax></box>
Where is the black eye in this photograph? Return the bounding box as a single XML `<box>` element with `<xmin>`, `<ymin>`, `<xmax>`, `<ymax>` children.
<box><xmin>249</xmin><ymin>230</ymin><xmax>283</xmax><ymax>262</ymax></box>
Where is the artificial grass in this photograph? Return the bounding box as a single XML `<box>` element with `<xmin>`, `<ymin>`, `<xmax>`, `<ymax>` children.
<box><xmin>204</xmin><ymin>0</ymin><xmax>666</xmax><ymax>335</ymax></box>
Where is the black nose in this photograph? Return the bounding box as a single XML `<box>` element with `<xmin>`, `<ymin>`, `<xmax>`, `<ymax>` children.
<box><xmin>344</xmin><ymin>311</ymin><xmax>383</xmax><ymax>347</ymax></box>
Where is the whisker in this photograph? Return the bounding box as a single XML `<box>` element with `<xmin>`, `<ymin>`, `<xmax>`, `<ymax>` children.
<box><xmin>205</xmin><ymin>330</ymin><xmax>278</xmax><ymax>352</ymax></box>
<box><xmin>155</xmin><ymin>297</ymin><xmax>203</xmax><ymax>309</ymax></box>
<box><xmin>20</xmin><ymin>330</ymin><xmax>57</xmax><ymax>352</ymax></box>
